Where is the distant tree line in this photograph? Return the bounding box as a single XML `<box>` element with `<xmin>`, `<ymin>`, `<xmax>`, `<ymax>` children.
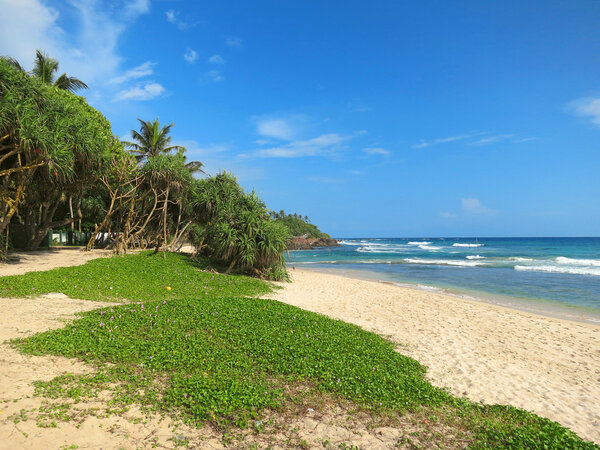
<box><xmin>270</xmin><ymin>211</ymin><xmax>331</xmax><ymax>239</ymax></box>
<box><xmin>0</xmin><ymin>51</ymin><xmax>289</xmax><ymax>279</ymax></box>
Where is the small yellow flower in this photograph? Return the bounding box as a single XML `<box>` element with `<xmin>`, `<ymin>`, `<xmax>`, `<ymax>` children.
<box><xmin>165</xmin><ymin>286</ymin><xmax>172</xmax><ymax>291</ymax></box>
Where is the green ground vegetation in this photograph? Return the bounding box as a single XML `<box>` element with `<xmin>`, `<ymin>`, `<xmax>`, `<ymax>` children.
<box><xmin>1</xmin><ymin>253</ymin><xmax>597</xmax><ymax>448</ymax></box>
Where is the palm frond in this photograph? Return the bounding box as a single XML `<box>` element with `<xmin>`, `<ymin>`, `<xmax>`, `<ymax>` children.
<box><xmin>0</xmin><ymin>56</ymin><xmax>25</xmax><ymax>72</ymax></box>
<box><xmin>54</xmin><ymin>74</ymin><xmax>88</xmax><ymax>92</ymax></box>
<box><xmin>33</xmin><ymin>49</ymin><xmax>58</xmax><ymax>84</ymax></box>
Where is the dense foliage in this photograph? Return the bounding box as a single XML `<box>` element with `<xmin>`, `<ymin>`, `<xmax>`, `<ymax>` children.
<box><xmin>191</xmin><ymin>172</ymin><xmax>289</xmax><ymax>278</ymax></box>
<box><xmin>0</xmin><ymin>58</ymin><xmax>122</xmax><ymax>251</ymax></box>
<box><xmin>271</xmin><ymin>211</ymin><xmax>331</xmax><ymax>239</ymax></box>
<box><xmin>0</xmin><ymin>52</ymin><xmax>289</xmax><ymax>278</ymax></box>
<box><xmin>1</xmin><ymin>253</ymin><xmax>595</xmax><ymax>448</ymax></box>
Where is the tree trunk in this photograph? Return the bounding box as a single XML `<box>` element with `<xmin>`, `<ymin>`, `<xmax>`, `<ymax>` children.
<box><xmin>161</xmin><ymin>186</ymin><xmax>170</xmax><ymax>260</ymax></box>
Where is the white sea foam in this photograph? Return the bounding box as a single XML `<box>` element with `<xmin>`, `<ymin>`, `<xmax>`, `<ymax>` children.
<box><xmin>453</xmin><ymin>243</ymin><xmax>483</xmax><ymax>248</ymax></box>
<box><xmin>404</xmin><ymin>258</ymin><xmax>484</xmax><ymax>267</ymax></box>
<box><xmin>515</xmin><ymin>265</ymin><xmax>600</xmax><ymax>276</ymax></box>
<box><xmin>418</xmin><ymin>244</ymin><xmax>441</xmax><ymax>251</ymax></box>
<box><xmin>555</xmin><ymin>257</ymin><xmax>600</xmax><ymax>267</ymax></box>
<box><xmin>339</xmin><ymin>240</ymin><xmax>363</xmax><ymax>246</ymax></box>
<box><xmin>408</xmin><ymin>241</ymin><xmax>432</xmax><ymax>245</ymax></box>
<box><xmin>466</xmin><ymin>255</ymin><xmax>485</xmax><ymax>260</ymax></box>
<box><xmin>509</xmin><ymin>257</ymin><xmax>534</xmax><ymax>262</ymax></box>
<box><xmin>393</xmin><ymin>282</ymin><xmax>444</xmax><ymax>293</ymax></box>
<box><xmin>357</xmin><ymin>246</ymin><xmax>401</xmax><ymax>253</ymax></box>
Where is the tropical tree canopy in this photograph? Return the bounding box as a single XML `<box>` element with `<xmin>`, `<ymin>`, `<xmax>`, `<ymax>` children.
<box><xmin>0</xmin><ymin>58</ymin><xmax>122</xmax><ymax>250</ymax></box>
<box><xmin>123</xmin><ymin>118</ymin><xmax>204</xmax><ymax>173</ymax></box>
<box><xmin>123</xmin><ymin>118</ymin><xmax>186</xmax><ymax>161</ymax></box>
<box><xmin>0</xmin><ymin>50</ymin><xmax>88</xmax><ymax>93</ymax></box>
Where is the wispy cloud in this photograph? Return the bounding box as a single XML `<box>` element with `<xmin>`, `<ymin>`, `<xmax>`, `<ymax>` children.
<box><xmin>165</xmin><ymin>9</ymin><xmax>196</xmax><ymax>30</ymax></box>
<box><xmin>569</xmin><ymin>96</ymin><xmax>600</xmax><ymax>125</ymax></box>
<box><xmin>184</xmin><ymin>48</ymin><xmax>198</xmax><ymax>63</ymax></box>
<box><xmin>114</xmin><ymin>82</ymin><xmax>164</xmax><ymax>101</ymax></box>
<box><xmin>414</xmin><ymin>132</ymin><xmax>535</xmax><ymax>148</ymax></box>
<box><xmin>0</xmin><ymin>0</ymin><xmax>150</xmax><ymax>92</ymax></box>
<box><xmin>124</xmin><ymin>0</ymin><xmax>150</xmax><ymax>18</ymax></box>
<box><xmin>225</xmin><ymin>36</ymin><xmax>242</xmax><ymax>48</ymax></box>
<box><xmin>363</xmin><ymin>147</ymin><xmax>390</xmax><ymax>156</ymax></box>
<box><xmin>109</xmin><ymin>61</ymin><xmax>154</xmax><ymax>84</ymax></box>
<box><xmin>511</xmin><ymin>137</ymin><xmax>537</xmax><ymax>144</ymax></box>
<box><xmin>242</xmin><ymin>133</ymin><xmax>352</xmax><ymax>158</ymax></box>
<box><xmin>412</xmin><ymin>133</ymin><xmax>483</xmax><ymax>149</ymax></box>
<box><xmin>470</xmin><ymin>134</ymin><xmax>515</xmax><ymax>146</ymax></box>
<box><xmin>348</xmin><ymin>100</ymin><xmax>371</xmax><ymax>112</ymax></box>
<box><xmin>256</xmin><ymin>118</ymin><xmax>296</xmax><ymax>140</ymax></box>
<box><xmin>253</xmin><ymin>115</ymin><xmax>313</xmax><ymax>141</ymax></box>
<box><xmin>440</xmin><ymin>211</ymin><xmax>457</xmax><ymax>219</ymax></box>
<box><xmin>208</xmin><ymin>54</ymin><xmax>225</xmax><ymax>64</ymax></box>
<box><xmin>204</xmin><ymin>70</ymin><xmax>223</xmax><ymax>83</ymax></box>
<box><xmin>461</xmin><ymin>198</ymin><xmax>495</xmax><ymax>214</ymax></box>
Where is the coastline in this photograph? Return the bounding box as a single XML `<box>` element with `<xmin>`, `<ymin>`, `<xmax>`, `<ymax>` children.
<box><xmin>267</xmin><ymin>268</ymin><xmax>600</xmax><ymax>444</ymax></box>
<box><xmin>291</xmin><ymin>263</ymin><xmax>600</xmax><ymax>326</ymax></box>
<box><xmin>1</xmin><ymin>250</ymin><xmax>599</xmax><ymax>444</ymax></box>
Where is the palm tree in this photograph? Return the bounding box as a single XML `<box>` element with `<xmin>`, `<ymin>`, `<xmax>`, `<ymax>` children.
<box><xmin>123</xmin><ymin>118</ymin><xmax>204</xmax><ymax>173</ymax></box>
<box><xmin>123</xmin><ymin>118</ymin><xmax>185</xmax><ymax>162</ymax></box>
<box><xmin>0</xmin><ymin>50</ymin><xmax>88</xmax><ymax>92</ymax></box>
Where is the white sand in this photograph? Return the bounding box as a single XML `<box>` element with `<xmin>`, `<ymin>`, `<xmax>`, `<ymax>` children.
<box><xmin>267</xmin><ymin>269</ymin><xmax>600</xmax><ymax>444</ymax></box>
<box><xmin>0</xmin><ymin>248</ymin><xmax>112</xmax><ymax>276</ymax></box>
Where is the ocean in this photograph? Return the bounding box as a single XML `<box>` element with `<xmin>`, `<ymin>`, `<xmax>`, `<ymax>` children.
<box><xmin>286</xmin><ymin>237</ymin><xmax>600</xmax><ymax>324</ymax></box>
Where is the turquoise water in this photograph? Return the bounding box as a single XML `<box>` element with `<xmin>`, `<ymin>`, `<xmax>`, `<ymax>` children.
<box><xmin>286</xmin><ymin>237</ymin><xmax>600</xmax><ymax>324</ymax></box>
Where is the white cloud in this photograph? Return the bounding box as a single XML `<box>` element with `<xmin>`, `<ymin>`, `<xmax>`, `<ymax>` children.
<box><xmin>165</xmin><ymin>9</ymin><xmax>176</xmax><ymax>23</ymax></box>
<box><xmin>348</xmin><ymin>100</ymin><xmax>371</xmax><ymax>112</ymax></box>
<box><xmin>470</xmin><ymin>134</ymin><xmax>514</xmax><ymax>146</ymax></box>
<box><xmin>208</xmin><ymin>54</ymin><xmax>225</xmax><ymax>64</ymax></box>
<box><xmin>204</xmin><ymin>70</ymin><xmax>223</xmax><ymax>83</ymax></box>
<box><xmin>461</xmin><ymin>198</ymin><xmax>495</xmax><ymax>214</ymax></box>
<box><xmin>124</xmin><ymin>0</ymin><xmax>150</xmax><ymax>17</ymax></box>
<box><xmin>109</xmin><ymin>61</ymin><xmax>154</xmax><ymax>84</ymax></box>
<box><xmin>412</xmin><ymin>133</ymin><xmax>484</xmax><ymax>149</ymax></box>
<box><xmin>165</xmin><ymin>9</ymin><xmax>194</xmax><ymax>30</ymax></box>
<box><xmin>257</xmin><ymin>118</ymin><xmax>296</xmax><ymax>140</ymax></box>
<box><xmin>174</xmin><ymin>141</ymin><xmax>230</xmax><ymax>157</ymax></box>
<box><xmin>440</xmin><ymin>211</ymin><xmax>457</xmax><ymax>219</ymax></box>
<box><xmin>0</xmin><ymin>0</ymin><xmax>150</xmax><ymax>90</ymax></box>
<box><xmin>225</xmin><ymin>36</ymin><xmax>242</xmax><ymax>48</ymax></box>
<box><xmin>414</xmin><ymin>132</ymin><xmax>534</xmax><ymax>148</ymax></box>
<box><xmin>363</xmin><ymin>147</ymin><xmax>390</xmax><ymax>156</ymax></box>
<box><xmin>0</xmin><ymin>0</ymin><xmax>62</xmax><ymax>67</ymax></box>
<box><xmin>243</xmin><ymin>133</ymin><xmax>352</xmax><ymax>158</ymax></box>
<box><xmin>512</xmin><ymin>137</ymin><xmax>537</xmax><ymax>143</ymax></box>
<box><xmin>184</xmin><ymin>48</ymin><xmax>198</xmax><ymax>63</ymax></box>
<box><xmin>114</xmin><ymin>82</ymin><xmax>164</xmax><ymax>101</ymax></box>
<box><xmin>570</xmin><ymin>96</ymin><xmax>600</xmax><ymax>125</ymax></box>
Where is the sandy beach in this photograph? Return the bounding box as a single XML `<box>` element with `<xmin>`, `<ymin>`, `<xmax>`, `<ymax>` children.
<box><xmin>267</xmin><ymin>269</ymin><xmax>600</xmax><ymax>444</ymax></box>
<box><xmin>0</xmin><ymin>251</ymin><xmax>598</xmax><ymax>446</ymax></box>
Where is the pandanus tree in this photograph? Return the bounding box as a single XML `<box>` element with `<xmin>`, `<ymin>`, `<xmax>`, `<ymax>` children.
<box><xmin>0</xmin><ymin>58</ymin><xmax>121</xmax><ymax>254</ymax></box>
<box><xmin>191</xmin><ymin>172</ymin><xmax>289</xmax><ymax>278</ymax></box>
<box><xmin>0</xmin><ymin>50</ymin><xmax>88</xmax><ymax>93</ymax></box>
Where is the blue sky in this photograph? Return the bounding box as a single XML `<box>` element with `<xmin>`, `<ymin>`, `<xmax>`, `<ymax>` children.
<box><xmin>2</xmin><ymin>0</ymin><xmax>599</xmax><ymax>237</ymax></box>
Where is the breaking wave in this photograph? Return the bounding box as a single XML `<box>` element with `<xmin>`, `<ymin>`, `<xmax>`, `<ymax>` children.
<box><xmin>453</xmin><ymin>243</ymin><xmax>484</xmax><ymax>248</ymax></box>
